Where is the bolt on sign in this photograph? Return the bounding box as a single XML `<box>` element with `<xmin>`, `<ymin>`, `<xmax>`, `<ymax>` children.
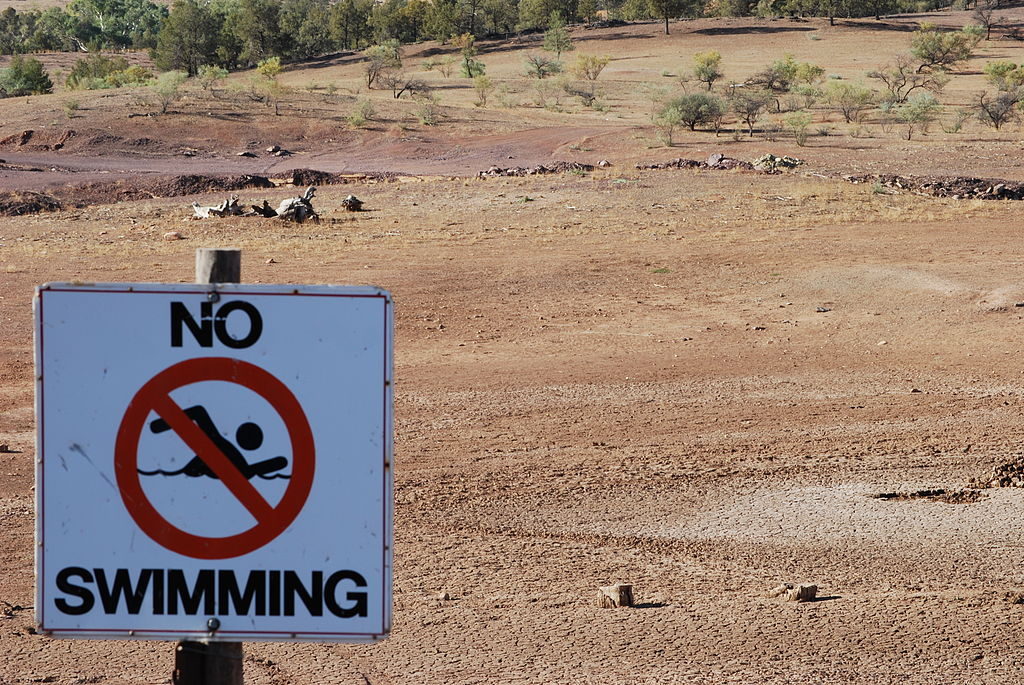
<box><xmin>34</xmin><ymin>283</ymin><xmax>393</xmax><ymax>642</ymax></box>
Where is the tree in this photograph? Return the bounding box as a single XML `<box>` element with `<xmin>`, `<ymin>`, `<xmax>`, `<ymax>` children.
<box><xmin>362</xmin><ymin>39</ymin><xmax>401</xmax><ymax>88</ymax></box>
<box><xmin>972</xmin><ymin>0</ymin><xmax>1000</xmax><ymax>40</ymax></box>
<box><xmin>910</xmin><ymin>23</ymin><xmax>980</xmax><ymax>73</ymax></box>
<box><xmin>153</xmin><ymin>0</ymin><xmax>220</xmax><ymax>76</ymax></box>
<box><xmin>975</xmin><ymin>89</ymin><xmax>1020</xmax><ymax>129</ymax></box>
<box><xmin>649</xmin><ymin>0</ymin><xmax>688</xmax><ymax>34</ymax></box>
<box><xmin>894</xmin><ymin>92</ymin><xmax>940</xmax><ymax>139</ymax></box>
<box><xmin>25</xmin><ymin>8</ymin><xmax>77</xmax><ymax>52</ymax></box>
<box><xmin>868</xmin><ymin>55</ymin><xmax>949</xmax><ymax>104</ymax></box>
<box><xmin>693</xmin><ymin>50</ymin><xmax>723</xmax><ymax>90</ymax></box>
<box><xmin>525</xmin><ymin>53</ymin><xmax>562</xmax><ymax>79</ymax></box>
<box><xmin>329</xmin><ymin>0</ymin><xmax>372</xmax><ymax>50</ymax></box>
<box><xmin>228</xmin><ymin>0</ymin><xmax>284</xmax><ymax>67</ymax></box>
<box><xmin>984</xmin><ymin>61</ymin><xmax>1024</xmax><ymax>91</ymax></box>
<box><xmin>823</xmin><ymin>81</ymin><xmax>875</xmax><ymax>123</ymax></box>
<box><xmin>543</xmin><ymin>12</ymin><xmax>573</xmax><ymax>59</ymax></box>
<box><xmin>279</xmin><ymin>0</ymin><xmax>332</xmax><ymax>59</ymax></box>
<box><xmin>730</xmin><ymin>89</ymin><xmax>772</xmax><ymax>135</ymax></box>
<box><xmin>660</xmin><ymin>92</ymin><xmax>726</xmax><ymax>131</ymax></box>
<box><xmin>0</xmin><ymin>55</ymin><xmax>52</xmax><ymax>96</ymax></box>
<box><xmin>453</xmin><ymin>32</ymin><xmax>484</xmax><ymax>77</ymax></box>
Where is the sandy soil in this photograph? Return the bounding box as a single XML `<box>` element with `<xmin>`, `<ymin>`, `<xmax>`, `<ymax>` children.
<box><xmin>5</xmin><ymin>13</ymin><xmax>1024</xmax><ymax>685</ymax></box>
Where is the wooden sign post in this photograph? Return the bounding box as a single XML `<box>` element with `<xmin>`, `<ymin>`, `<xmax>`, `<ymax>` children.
<box><xmin>172</xmin><ymin>248</ymin><xmax>245</xmax><ymax>685</ymax></box>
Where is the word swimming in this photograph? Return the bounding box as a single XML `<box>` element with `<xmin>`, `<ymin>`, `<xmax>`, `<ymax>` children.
<box><xmin>54</xmin><ymin>567</ymin><xmax>368</xmax><ymax>618</ymax></box>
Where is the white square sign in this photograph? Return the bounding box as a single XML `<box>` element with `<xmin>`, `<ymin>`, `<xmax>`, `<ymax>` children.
<box><xmin>34</xmin><ymin>283</ymin><xmax>393</xmax><ymax>642</ymax></box>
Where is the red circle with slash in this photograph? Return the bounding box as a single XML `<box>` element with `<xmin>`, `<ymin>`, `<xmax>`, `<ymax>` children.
<box><xmin>114</xmin><ymin>357</ymin><xmax>315</xmax><ymax>559</ymax></box>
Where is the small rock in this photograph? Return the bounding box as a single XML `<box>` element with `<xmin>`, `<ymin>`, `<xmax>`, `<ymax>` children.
<box><xmin>273</xmin><ymin>149</ymin><xmax>291</xmax><ymax>157</ymax></box>
<box><xmin>0</xmin><ymin>444</ymin><xmax>10</xmax><ymax>453</ymax></box>
<box><xmin>266</xmin><ymin>258</ymin><xmax>277</xmax><ymax>264</ymax></box>
<box><xmin>438</xmin><ymin>591</ymin><xmax>451</xmax><ymax>601</ymax></box>
<box><xmin>341</xmin><ymin>195</ymin><xmax>364</xmax><ymax>211</ymax></box>
<box><xmin>877</xmin><ymin>340</ymin><xmax>888</xmax><ymax>346</ymax></box>
<box><xmin>163</xmin><ymin>231</ymin><xmax>183</xmax><ymax>241</ymax></box>
<box><xmin>237</xmin><ymin>151</ymin><xmax>257</xmax><ymax>158</ymax></box>
<box><xmin>266</xmin><ymin>145</ymin><xmax>281</xmax><ymax>153</ymax></box>
<box><xmin>815</xmin><ymin>307</ymin><xmax>831</xmax><ymax>313</ymax></box>
<box><xmin>598</xmin><ymin>159</ymin><xmax>612</xmax><ymax>167</ymax></box>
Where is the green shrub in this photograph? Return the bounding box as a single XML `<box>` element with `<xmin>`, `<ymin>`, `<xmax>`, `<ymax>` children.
<box><xmin>661</xmin><ymin>92</ymin><xmax>726</xmax><ymax>131</ymax></box>
<box><xmin>0</xmin><ymin>55</ymin><xmax>53</xmax><ymax>96</ymax></box>
<box><xmin>67</xmin><ymin>54</ymin><xmax>130</xmax><ymax>90</ymax></box>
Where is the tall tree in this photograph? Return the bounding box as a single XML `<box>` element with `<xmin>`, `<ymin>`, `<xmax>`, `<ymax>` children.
<box><xmin>329</xmin><ymin>0</ymin><xmax>372</xmax><ymax>50</ymax></box>
<box><xmin>228</xmin><ymin>0</ymin><xmax>283</xmax><ymax>66</ymax></box>
<box><xmin>153</xmin><ymin>0</ymin><xmax>220</xmax><ymax>76</ymax></box>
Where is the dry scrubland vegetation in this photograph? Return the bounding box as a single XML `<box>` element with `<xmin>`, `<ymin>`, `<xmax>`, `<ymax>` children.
<box><xmin>6</xmin><ymin>6</ymin><xmax>1024</xmax><ymax>685</ymax></box>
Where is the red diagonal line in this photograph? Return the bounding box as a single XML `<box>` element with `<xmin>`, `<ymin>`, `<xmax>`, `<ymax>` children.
<box><xmin>150</xmin><ymin>393</ymin><xmax>275</xmax><ymax>523</ymax></box>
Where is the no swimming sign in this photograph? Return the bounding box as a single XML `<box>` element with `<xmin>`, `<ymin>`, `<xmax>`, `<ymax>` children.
<box><xmin>34</xmin><ymin>283</ymin><xmax>393</xmax><ymax>642</ymax></box>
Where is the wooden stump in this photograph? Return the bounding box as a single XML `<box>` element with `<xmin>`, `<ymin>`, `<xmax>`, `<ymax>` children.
<box><xmin>597</xmin><ymin>583</ymin><xmax>634</xmax><ymax>608</ymax></box>
<box><xmin>769</xmin><ymin>582</ymin><xmax>817</xmax><ymax>602</ymax></box>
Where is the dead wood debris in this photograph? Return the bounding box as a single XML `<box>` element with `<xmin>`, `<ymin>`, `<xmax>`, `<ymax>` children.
<box><xmin>872</xmin><ymin>488</ymin><xmax>986</xmax><ymax>504</ymax></box>
<box><xmin>193</xmin><ymin>186</ymin><xmax>321</xmax><ymax>223</ymax></box>
<box><xmin>846</xmin><ymin>174</ymin><xmax>1024</xmax><ymax>200</ymax></box>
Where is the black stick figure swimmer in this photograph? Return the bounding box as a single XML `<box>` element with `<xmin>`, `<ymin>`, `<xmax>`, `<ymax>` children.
<box><xmin>146</xmin><ymin>405</ymin><xmax>288</xmax><ymax>480</ymax></box>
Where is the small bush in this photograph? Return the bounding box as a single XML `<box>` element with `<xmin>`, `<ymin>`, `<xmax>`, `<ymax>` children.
<box><xmin>348</xmin><ymin>98</ymin><xmax>376</xmax><ymax>127</ymax></box>
<box><xmin>693</xmin><ymin>50</ymin><xmax>723</xmax><ymax>91</ymax></box>
<box><xmin>0</xmin><ymin>55</ymin><xmax>53</xmax><ymax>96</ymax></box>
<box><xmin>473</xmin><ymin>75</ymin><xmax>493</xmax><ymax>107</ymax></box>
<box><xmin>783</xmin><ymin>111</ymin><xmax>812</xmax><ymax>145</ymax></box>
<box><xmin>571</xmin><ymin>54</ymin><xmax>610</xmax><ymax>81</ymax></box>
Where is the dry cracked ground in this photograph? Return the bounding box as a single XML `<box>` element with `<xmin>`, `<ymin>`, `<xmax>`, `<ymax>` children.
<box><xmin>5</xmin><ymin>12</ymin><xmax>1024</xmax><ymax>685</ymax></box>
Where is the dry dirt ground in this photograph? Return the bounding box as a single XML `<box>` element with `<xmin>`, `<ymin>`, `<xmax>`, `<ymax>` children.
<box><xmin>5</xmin><ymin>13</ymin><xmax>1024</xmax><ymax>685</ymax></box>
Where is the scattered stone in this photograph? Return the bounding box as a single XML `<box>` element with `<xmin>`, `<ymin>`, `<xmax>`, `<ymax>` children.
<box><xmin>815</xmin><ymin>307</ymin><xmax>831</xmax><ymax>313</ymax></box>
<box><xmin>341</xmin><ymin>195</ymin><xmax>364</xmax><ymax>211</ymax></box>
<box><xmin>976</xmin><ymin>457</ymin><xmax>1024</xmax><ymax>489</ymax></box>
<box><xmin>753</xmin><ymin>154</ymin><xmax>805</xmax><ymax>173</ymax></box>
<box><xmin>291</xmin><ymin>168</ymin><xmax>344</xmax><ymax>186</ymax></box>
<box><xmin>635</xmin><ymin>155</ymin><xmax>755</xmax><ymax>172</ymax></box>
<box><xmin>0</xmin><ymin>190</ymin><xmax>61</xmax><ymax>216</ymax></box>
<box><xmin>1005</xmin><ymin>592</ymin><xmax>1024</xmax><ymax>604</ymax></box>
<box><xmin>844</xmin><ymin>173</ymin><xmax>1024</xmax><ymax>200</ymax></box>
<box><xmin>478</xmin><ymin>161</ymin><xmax>594</xmax><ymax>177</ymax></box>
<box><xmin>237</xmin><ymin>151</ymin><xmax>257</xmax><ymax>158</ymax></box>
<box><xmin>769</xmin><ymin>583</ymin><xmax>818</xmax><ymax>602</ymax></box>
<box><xmin>163</xmin><ymin>231</ymin><xmax>183</xmax><ymax>241</ymax></box>
<box><xmin>266</xmin><ymin>145</ymin><xmax>281</xmax><ymax>153</ymax></box>
<box><xmin>274</xmin><ymin>149</ymin><xmax>291</xmax><ymax>157</ymax></box>
<box><xmin>266</xmin><ymin>258</ymin><xmax>277</xmax><ymax>264</ymax></box>
<box><xmin>438</xmin><ymin>591</ymin><xmax>451</xmax><ymax>601</ymax></box>
<box><xmin>597</xmin><ymin>583</ymin><xmax>634</xmax><ymax>608</ymax></box>
<box><xmin>598</xmin><ymin>159</ymin><xmax>612</xmax><ymax>167</ymax></box>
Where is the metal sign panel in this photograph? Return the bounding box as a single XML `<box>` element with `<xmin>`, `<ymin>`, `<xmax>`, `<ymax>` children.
<box><xmin>34</xmin><ymin>283</ymin><xmax>393</xmax><ymax>642</ymax></box>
